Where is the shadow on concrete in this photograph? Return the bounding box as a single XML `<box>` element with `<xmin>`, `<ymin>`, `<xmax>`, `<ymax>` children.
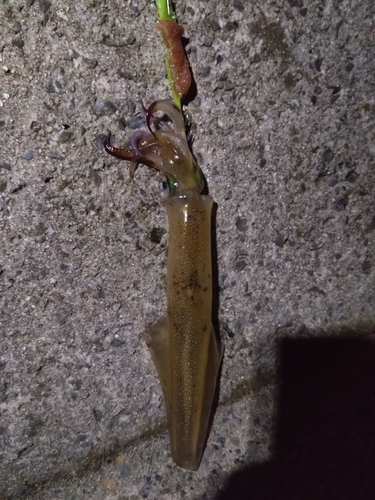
<box><xmin>215</xmin><ymin>333</ymin><xmax>375</xmax><ymax>500</ymax></box>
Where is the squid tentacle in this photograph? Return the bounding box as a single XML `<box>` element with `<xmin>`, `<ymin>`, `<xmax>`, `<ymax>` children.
<box><xmin>105</xmin><ymin>100</ymin><xmax>203</xmax><ymax>195</ymax></box>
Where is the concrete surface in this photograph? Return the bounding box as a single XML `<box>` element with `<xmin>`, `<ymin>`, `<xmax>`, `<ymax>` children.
<box><xmin>0</xmin><ymin>0</ymin><xmax>374</xmax><ymax>498</ymax></box>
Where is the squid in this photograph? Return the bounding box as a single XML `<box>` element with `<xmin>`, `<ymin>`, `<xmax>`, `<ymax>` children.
<box><xmin>104</xmin><ymin>100</ymin><xmax>223</xmax><ymax>470</ymax></box>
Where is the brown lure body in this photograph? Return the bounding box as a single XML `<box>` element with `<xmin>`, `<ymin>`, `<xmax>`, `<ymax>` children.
<box><xmin>104</xmin><ymin>100</ymin><xmax>222</xmax><ymax>470</ymax></box>
<box><xmin>157</xmin><ymin>20</ymin><xmax>192</xmax><ymax>98</ymax></box>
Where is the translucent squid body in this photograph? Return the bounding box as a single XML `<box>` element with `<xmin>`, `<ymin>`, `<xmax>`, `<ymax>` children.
<box><xmin>104</xmin><ymin>100</ymin><xmax>222</xmax><ymax>470</ymax></box>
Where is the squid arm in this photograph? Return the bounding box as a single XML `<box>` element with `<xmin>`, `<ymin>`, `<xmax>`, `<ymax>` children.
<box><xmin>104</xmin><ymin>100</ymin><xmax>223</xmax><ymax>470</ymax></box>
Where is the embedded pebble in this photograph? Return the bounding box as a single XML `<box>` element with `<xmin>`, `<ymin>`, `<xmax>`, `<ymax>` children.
<box><xmin>203</xmin><ymin>36</ymin><xmax>212</xmax><ymax>47</ymax></box>
<box><xmin>57</xmin><ymin>130</ymin><xmax>72</xmax><ymax>144</ymax></box>
<box><xmin>82</xmin><ymin>57</ymin><xmax>98</xmax><ymax>69</ymax></box>
<box><xmin>234</xmin><ymin>0</ymin><xmax>245</xmax><ymax>11</ymax></box>
<box><xmin>93</xmin><ymin>99</ymin><xmax>118</xmax><ymax>116</ymax></box>
<box><xmin>201</xmin><ymin>66</ymin><xmax>211</xmax><ymax>77</ymax></box>
<box><xmin>127</xmin><ymin>115</ymin><xmax>146</xmax><ymax>129</ymax></box>
<box><xmin>50</xmin><ymin>152</ymin><xmax>63</xmax><ymax>160</ymax></box>
<box><xmin>11</xmin><ymin>37</ymin><xmax>24</xmax><ymax>49</ymax></box>
<box><xmin>95</xmin><ymin>133</ymin><xmax>108</xmax><ymax>149</ymax></box>
<box><xmin>235</xmin><ymin>217</ymin><xmax>248</xmax><ymax>232</ymax></box>
<box><xmin>323</xmin><ymin>148</ymin><xmax>334</xmax><ymax>163</ymax></box>
<box><xmin>224</xmin><ymin>81</ymin><xmax>235</xmax><ymax>91</ymax></box>
<box><xmin>11</xmin><ymin>22</ymin><xmax>21</xmax><ymax>33</ymax></box>
<box><xmin>22</xmin><ymin>150</ymin><xmax>34</xmax><ymax>161</ymax></box>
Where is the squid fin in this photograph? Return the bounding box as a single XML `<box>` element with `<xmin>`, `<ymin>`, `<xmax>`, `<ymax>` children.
<box><xmin>144</xmin><ymin>315</ymin><xmax>173</xmax><ymax>425</ymax></box>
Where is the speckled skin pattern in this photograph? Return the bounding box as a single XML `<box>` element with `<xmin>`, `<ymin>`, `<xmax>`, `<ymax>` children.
<box><xmin>164</xmin><ymin>192</ymin><xmax>218</xmax><ymax>469</ymax></box>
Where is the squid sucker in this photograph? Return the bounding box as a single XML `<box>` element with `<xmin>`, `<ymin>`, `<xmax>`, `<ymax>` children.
<box><xmin>104</xmin><ymin>100</ymin><xmax>222</xmax><ymax>470</ymax></box>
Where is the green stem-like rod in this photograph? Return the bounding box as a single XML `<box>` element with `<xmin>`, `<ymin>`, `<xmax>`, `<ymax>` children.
<box><xmin>155</xmin><ymin>0</ymin><xmax>181</xmax><ymax>109</ymax></box>
<box><xmin>155</xmin><ymin>0</ymin><xmax>175</xmax><ymax>21</ymax></box>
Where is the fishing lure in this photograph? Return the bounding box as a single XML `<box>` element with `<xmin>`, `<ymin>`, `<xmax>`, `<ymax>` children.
<box><xmin>157</xmin><ymin>20</ymin><xmax>192</xmax><ymax>98</ymax></box>
<box><xmin>104</xmin><ymin>100</ymin><xmax>222</xmax><ymax>470</ymax></box>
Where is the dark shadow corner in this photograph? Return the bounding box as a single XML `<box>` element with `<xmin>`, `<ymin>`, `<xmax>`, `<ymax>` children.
<box><xmin>215</xmin><ymin>327</ymin><xmax>375</xmax><ymax>500</ymax></box>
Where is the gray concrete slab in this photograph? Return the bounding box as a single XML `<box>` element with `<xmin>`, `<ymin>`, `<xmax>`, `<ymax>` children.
<box><xmin>0</xmin><ymin>0</ymin><xmax>374</xmax><ymax>498</ymax></box>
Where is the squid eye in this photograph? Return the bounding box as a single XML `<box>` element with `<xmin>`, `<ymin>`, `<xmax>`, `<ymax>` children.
<box><xmin>162</xmin><ymin>175</ymin><xmax>178</xmax><ymax>194</ymax></box>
